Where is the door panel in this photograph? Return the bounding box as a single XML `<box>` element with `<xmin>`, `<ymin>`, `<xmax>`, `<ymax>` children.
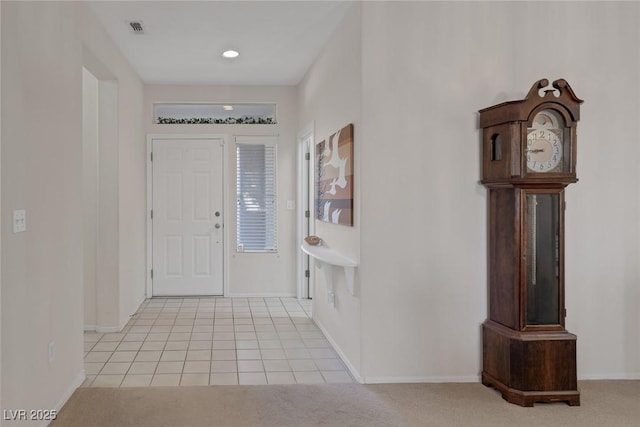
<box><xmin>165</xmin><ymin>235</ymin><xmax>184</xmax><ymax>276</ymax></box>
<box><xmin>152</xmin><ymin>138</ymin><xmax>224</xmax><ymax>296</ymax></box>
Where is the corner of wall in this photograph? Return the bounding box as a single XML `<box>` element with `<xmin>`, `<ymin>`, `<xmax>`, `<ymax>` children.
<box><xmin>297</xmin><ymin>0</ymin><xmax>364</xmax><ymax>377</ymax></box>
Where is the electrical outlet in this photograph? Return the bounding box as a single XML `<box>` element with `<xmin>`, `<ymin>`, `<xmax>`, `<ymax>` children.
<box><xmin>48</xmin><ymin>341</ymin><xmax>55</xmax><ymax>363</ymax></box>
<box><xmin>327</xmin><ymin>291</ymin><xmax>335</xmax><ymax>307</ymax></box>
<box><xmin>13</xmin><ymin>209</ymin><xmax>26</xmax><ymax>233</ymax></box>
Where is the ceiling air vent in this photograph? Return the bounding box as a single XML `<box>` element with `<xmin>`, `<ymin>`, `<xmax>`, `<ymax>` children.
<box><xmin>128</xmin><ymin>21</ymin><xmax>145</xmax><ymax>35</ymax></box>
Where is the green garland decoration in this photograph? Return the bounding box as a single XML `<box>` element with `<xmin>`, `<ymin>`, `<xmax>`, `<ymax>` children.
<box><xmin>157</xmin><ymin>117</ymin><xmax>276</xmax><ymax>125</ymax></box>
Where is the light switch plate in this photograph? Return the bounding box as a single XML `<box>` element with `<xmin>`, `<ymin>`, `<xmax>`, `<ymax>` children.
<box><xmin>13</xmin><ymin>209</ymin><xmax>26</xmax><ymax>233</ymax></box>
<box><xmin>286</xmin><ymin>200</ymin><xmax>295</xmax><ymax>210</ymax></box>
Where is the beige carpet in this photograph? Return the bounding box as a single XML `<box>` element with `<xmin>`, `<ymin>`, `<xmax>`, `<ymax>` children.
<box><xmin>51</xmin><ymin>380</ymin><xmax>639</xmax><ymax>427</ymax></box>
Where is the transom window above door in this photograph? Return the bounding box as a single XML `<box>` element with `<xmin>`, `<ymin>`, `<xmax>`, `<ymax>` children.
<box><xmin>154</xmin><ymin>103</ymin><xmax>276</xmax><ymax>124</ymax></box>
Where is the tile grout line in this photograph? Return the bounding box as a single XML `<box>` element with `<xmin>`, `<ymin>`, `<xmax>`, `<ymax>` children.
<box><xmin>85</xmin><ymin>297</ymin><xmax>351</xmax><ymax>387</ymax></box>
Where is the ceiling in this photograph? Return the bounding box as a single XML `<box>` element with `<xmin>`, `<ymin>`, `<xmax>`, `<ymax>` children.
<box><xmin>87</xmin><ymin>1</ymin><xmax>352</xmax><ymax>86</ymax></box>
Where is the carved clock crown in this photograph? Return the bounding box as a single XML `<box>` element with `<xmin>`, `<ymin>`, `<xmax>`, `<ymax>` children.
<box><xmin>479</xmin><ymin>78</ymin><xmax>583</xmax><ymax>185</ymax></box>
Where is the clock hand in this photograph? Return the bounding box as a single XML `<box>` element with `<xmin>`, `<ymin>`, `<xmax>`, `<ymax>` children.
<box><xmin>527</xmin><ymin>149</ymin><xmax>544</xmax><ymax>154</ymax></box>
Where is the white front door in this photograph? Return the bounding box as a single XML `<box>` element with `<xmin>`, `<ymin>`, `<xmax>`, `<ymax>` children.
<box><xmin>152</xmin><ymin>138</ymin><xmax>224</xmax><ymax>296</ymax></box>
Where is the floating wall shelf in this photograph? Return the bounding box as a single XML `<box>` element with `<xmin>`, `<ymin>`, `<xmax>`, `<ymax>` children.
<box><xmin>301</xmin><ymin>241</ymin><xmax>357</xmax><ymax>295</ymax></box>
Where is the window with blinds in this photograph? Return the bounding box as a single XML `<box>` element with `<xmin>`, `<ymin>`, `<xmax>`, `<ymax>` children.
<box><xmin>236</xmin><ymin>139</ymin><xmax>277</xmax><ymax>252</ymax></box>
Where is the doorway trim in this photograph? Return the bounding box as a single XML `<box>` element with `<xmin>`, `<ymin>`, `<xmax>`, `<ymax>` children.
<box><xmin>146</xmin><ymin>134</ymin><xmax>229</xmax><ymax>298</ymax></box>
<box><xmin>82</xmin><ymin>57</ymin><xmax>121</xmax><ymax>331</ymax></box>
<box><xmin>297</xmin><ymin>123</ymin><xmax>315</xmax><ymax>299</ymax></box>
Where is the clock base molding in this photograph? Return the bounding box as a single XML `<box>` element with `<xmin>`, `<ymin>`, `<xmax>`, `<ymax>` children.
<box><xmin>481</xmin><ymin>371</ymin><xmax>580</xmax><ymax>407</ymax></box>
<box><xmin>482</xmin><ymin>320</ymin><xmax>580</xmax><ymax>407</ymax></box>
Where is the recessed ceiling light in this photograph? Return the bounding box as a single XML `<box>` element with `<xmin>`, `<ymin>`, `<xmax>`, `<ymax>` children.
<box><xmin>223</xmin><ymin>105</ymin><xmax>234</xmax><ymax>111</ymax></box>
<box><xmin>222</xmin><ymin>50</ymin><xmax>239</xmax><ymax>58</ymax></box>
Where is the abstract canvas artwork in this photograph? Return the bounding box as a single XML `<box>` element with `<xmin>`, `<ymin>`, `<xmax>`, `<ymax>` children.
<box><xmin>315</xmin><ymin>124</ymin><xmax>354</xmax><ymax>226</ymax></box>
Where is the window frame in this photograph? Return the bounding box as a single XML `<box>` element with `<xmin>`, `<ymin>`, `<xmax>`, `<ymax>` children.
<box><xmin>235</xmin><ymin>136</ymin><xmax>278</xmax><ymax>253</ymax></box>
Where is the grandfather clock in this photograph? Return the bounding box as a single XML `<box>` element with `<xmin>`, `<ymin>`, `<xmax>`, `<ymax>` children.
<box><xmin>479</xmin><ymin>79</ymin><xmax>582</xmax><ymax>406</ymax></box>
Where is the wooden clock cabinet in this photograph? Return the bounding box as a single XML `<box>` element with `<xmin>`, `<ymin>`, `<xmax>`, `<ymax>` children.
<box><xmin>479</xmin><ymin>79</ymin><xmax>582</xmax><ymax>407</ymax></box>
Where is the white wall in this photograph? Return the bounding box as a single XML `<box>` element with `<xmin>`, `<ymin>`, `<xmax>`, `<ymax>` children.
<box><xmin>1</xmin><ymin>1</ymin><xmax>145</xmax><ymax>422</ymax></box>
<box><xmin>510</xmin><ymin>2</ymin><xmax>640</xmax><ymax>379</ymax></box>
<box><xmin>1</xmin><ymin>7</ymin><xmax>637</xmax><ymax>424</ymax></box>
<box><xmin>297</xmin><ymin>3</ymin><xmax>362</xmax><ymax>376</ymax></box>
<box><xmin>0</xmin><ymin>3</ymin><xmax>4</xmax><ymax>420</ymax></box>
<box><xmin>96</xmin><ymin>79</ymin><xmax>120</xmax><ymax>330</ymax></box>
<box><xmin>81</xmin><ymin>4</ymin><xmax>146</xmax><ymax>330</ymax></box>
<box><xmin>1</xmin><ymin>2</ymin><xmax>85</xmax><ymax>422</ymax></box>
<box><xmin>82</xmin><ymin>68</ymin><xmax>99</xmax><ymax>328</ymax></box>
<box><xmin>358</xmin><ymin>1</ymin><xmax>639</xmax><ymax>381</ymax></box>
<box><xmin>302</xmin><ymin>1</ymin><xmax>639</xmax><ymax>383</ymax></box>
<box><xmin>144</xmin><ymin>85</ymin><xmax>299</xmax><ymax>297</ymax></box>
<box><xmin>359</xmin><ymin>1</ymin><xmax>504</xmax><ymax>383</ymax></box>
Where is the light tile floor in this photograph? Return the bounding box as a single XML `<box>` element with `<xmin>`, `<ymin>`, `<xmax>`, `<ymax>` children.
<box><xmin>83</xmin><ymin>297</ymin><xmax>354</xmax><ymax>387</ymax></box>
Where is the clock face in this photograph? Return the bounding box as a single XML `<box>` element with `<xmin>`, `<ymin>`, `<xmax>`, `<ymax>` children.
<box><xmin>526</xmin><ymin>110</ymin><xmax>564</xmax><ymax>173</ymax></box>
<box><xmin>526</xmin><ymin>130</ymin><xmax>562</xmax><ymax>172</ymax></box>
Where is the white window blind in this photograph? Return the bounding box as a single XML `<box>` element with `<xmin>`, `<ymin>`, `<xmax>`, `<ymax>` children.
<box><xmin>236</xmin><ymin>138</ymin><xmax>277</xmax><ymax>252</ymax></box>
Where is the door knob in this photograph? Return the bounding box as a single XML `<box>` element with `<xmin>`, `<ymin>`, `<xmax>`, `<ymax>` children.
<box><xmin>215</xmin><ymin>223</ymin><xmax>221</xmax><ymax>229</ymax></box>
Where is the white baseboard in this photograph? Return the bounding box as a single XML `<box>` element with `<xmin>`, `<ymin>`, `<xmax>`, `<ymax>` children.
<box><xmin>96</xmin><ymin>326</ymin><xmax>121</xmax><ymax>333</ymax></box>
<box><xmin>41</xmin><ymin>370</ymin><xmax>85</xmax><ymax>427</ymax></box>
<box><xmin>145</xmin><ymin>293</ymin><xmax>299</xmax><ymax>299</ymax></box>
<box><xmin>312</xmin><ymin>317</ymin><xmax>364</xmax><ymax>384</ymax></box>
<box><xmin>132</xmin><ymin>295</ymin><xmax>147</xmax><ymax>315</ymax></box>
<box><xmin>137</xmin><ymin>295</ymin><xmax>148</xmax><ymax>307</ymax></box>
<box><xmin>83</xmin><ymin>325</ymin><xmax>121</xmax><ymax>333</ymax></box>
<box><xmin>364</xmin><ymin>373</ymin><xmax>638</xmax><ymax>383</ymax></box>
<box><xmin>362</xmin><ymin>375</ymin><xmax>480</xmax><ymax>384</ymax></box>
<box><xmin>84</xmin><ymin>297</ymin><xmax>147</xmax><ymax>334</ymax></box>
<box><xmin>224</xmin><ymin>293</ymin><xmax>297</xmax><ymax>298</ymax></box>
<box><xmin>578</xmin><ymin>373</ymin><xmax>640</xmax><ymax>380</ymax></box>
<box><xmin>363</xmin><ymin>373</ymin><xmax>638</xmax><ymax>384</ymax></box>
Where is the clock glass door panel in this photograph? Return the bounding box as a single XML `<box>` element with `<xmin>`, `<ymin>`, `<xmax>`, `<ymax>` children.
<box><xmin>525</xmin><ymin>193</ymin><xmax>560</xmax><ymax>326</ymax></box>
